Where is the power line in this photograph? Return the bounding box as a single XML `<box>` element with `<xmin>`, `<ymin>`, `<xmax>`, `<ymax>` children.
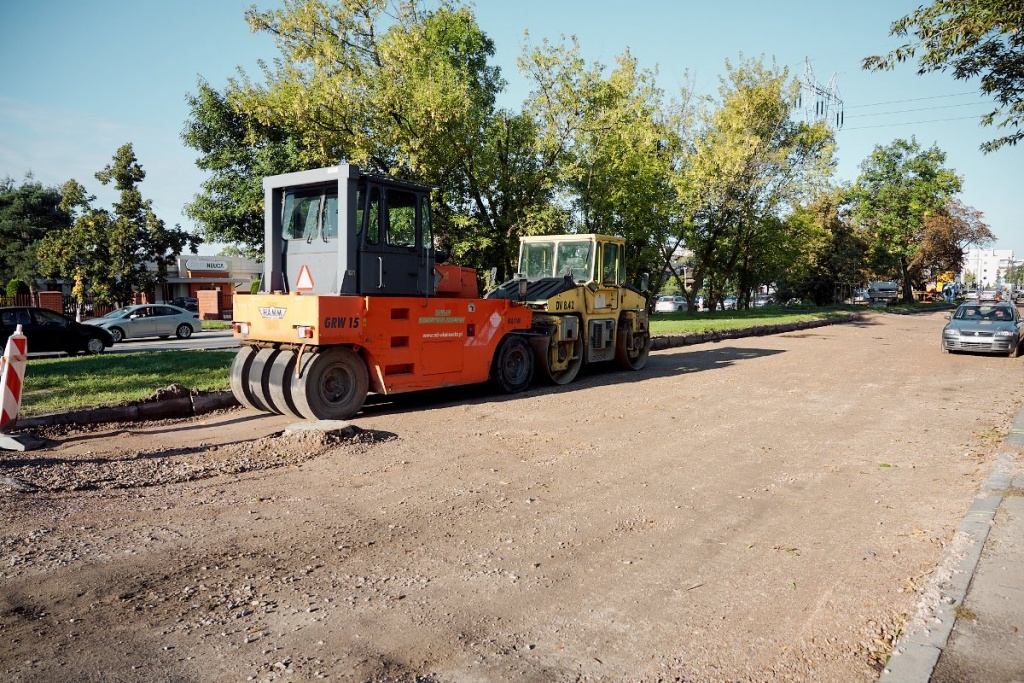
<box><xmin>846</xmin><ymin>101</ymin><xmax>988</xmax><ymax>119</ymax></box>
<box><xmin>845</xmin><ymin>91</ymin><xmax>978</xmax><ymax>109</ymax></box>
<box><xmin>840</xmin><ymin>114</ymin><xmax>983</xmax><ymax>131</ymax></box>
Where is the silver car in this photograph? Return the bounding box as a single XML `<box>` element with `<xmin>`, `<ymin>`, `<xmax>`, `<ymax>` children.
<box><xmin>85</xmin><ymin>304</ymin><xmax>202</xmax><ymax>343</ymax></box>
<box><xmin>941</xmin><ymin>303</ymin><xmax>1023</xmax><ymax>356</ymax></box>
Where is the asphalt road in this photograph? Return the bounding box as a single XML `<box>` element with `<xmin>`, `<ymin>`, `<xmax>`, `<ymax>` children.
<box><xmin>106</xmin><ymin>329</ymin><xmax>239</xmax><ymax>353</ymax></box>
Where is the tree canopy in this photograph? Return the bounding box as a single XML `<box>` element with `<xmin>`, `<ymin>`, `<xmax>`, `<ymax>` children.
<box><xmin>38</xmin><ymin>144</ymin><xmax>200</xmax><ymax>307</ymax></box>
<box><xmin>863</xmin><ymin>0</ymin><xmax>1024</xmax><ymax>152</ymax></box>
<box><xmin>178</xmin><ymin>0</ymin><xmax>995</xmax><ymax>307</ymax></box>
<box><xmin>849</xmin><ymin>138</ymin><xmax>963</xmax><ymax>301</ymax></box>
<box><xmin>0</xmin><ymin>177</ymin><xmax>72</xmax><ymax>293</ymax></box>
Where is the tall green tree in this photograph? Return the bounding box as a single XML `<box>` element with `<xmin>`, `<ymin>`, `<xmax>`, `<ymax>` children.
<box><xmin>863</xmin><ymin>0</ymin><xmax>1024</xmax><ymax>152</ymax></box>
<box><xmin>849</xmin><ymin>137</ymin><xmax>962</xmax><ymax>302</ymax></box>
<box><xmin>0</xmin><ymin>176</ymin><xmax>72</xmax><ymax>292</ymax></box>
<box><xmin>670</xmin><ymin>57</ymin><xmax>835</xmax><ymax>310</ymax></box>
<box><xmin>185</xmin><ymin>0</ymin><xmax>563</xmax><ymax>277</ymax></box>
<box><xmin>520</xmin><ymin>39</ymin><xmax>678</xmax><ymax>287</ymax></box>
<box><xmin>183</xmin><ymin>79</ymin><xmax>301</xmax><ymax>257</ymax></box>
<box><xmin>38</xmin><ymin>144</ymin><xmax>200</xmax><ymax>307</ymax></box>
<box><xmin>776</xmin><ymin>188</ymin><xmax>868</xmax><ymax>305</ymax></box>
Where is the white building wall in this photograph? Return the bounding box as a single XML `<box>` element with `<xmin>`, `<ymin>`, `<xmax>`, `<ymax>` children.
<box><xmin>963</xmin><ymin>248</ymin><xmax>1015</xmax><ymax>288</ymax></box>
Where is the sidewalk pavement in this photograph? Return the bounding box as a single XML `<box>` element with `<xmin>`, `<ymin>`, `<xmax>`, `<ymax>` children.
<box><xmin>879</xmin><ymin>412</ymin><xmax>1024</xmax><ymax>683</ymax></box>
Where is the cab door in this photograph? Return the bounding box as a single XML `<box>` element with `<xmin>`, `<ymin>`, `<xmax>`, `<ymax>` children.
<box><xmin>358</xmin><ymin>184</ymin><xmax>432</xmax><ymax>297</ymax></box>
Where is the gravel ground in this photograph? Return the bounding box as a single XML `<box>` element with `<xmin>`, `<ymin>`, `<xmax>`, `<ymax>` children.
<box><xmin>1</xmin><ymin>309</ymin><xmax>1022</xmax><ymax>682</ymax></box>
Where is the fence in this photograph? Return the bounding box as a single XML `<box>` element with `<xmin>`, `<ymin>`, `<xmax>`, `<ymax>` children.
<box><xmin>0</xmin><ymin>294</ymin><xmax>115</xmax><ymax>320</ymax></box>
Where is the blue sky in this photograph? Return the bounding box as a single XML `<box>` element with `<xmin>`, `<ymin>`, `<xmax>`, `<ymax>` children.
<box><xmin>2</xmin><ymin>1</ymin><xmax>1021</xmax><ymax>256</ymax></box>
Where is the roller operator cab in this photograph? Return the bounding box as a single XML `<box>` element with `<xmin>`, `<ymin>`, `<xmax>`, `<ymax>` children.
<box><xmin>231</xmin><ymin>164</ymin><xmax>537</xmax><ymax>420</ymax></box>
<box><xmin>486</xmin><ymin>234</ymin><xmax>652</xmax><ymax>384</ymax></box>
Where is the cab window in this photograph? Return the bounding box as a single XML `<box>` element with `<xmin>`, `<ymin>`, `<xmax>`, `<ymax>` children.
<box><xmin>386</xmin><ymin>189</ymin><xmax>417</xmax><ymax>248</ymax></box>
<box><xmin>602</xmin><ymin>243</ymin><xmax>620</xmax><ymax>286</ymax></box>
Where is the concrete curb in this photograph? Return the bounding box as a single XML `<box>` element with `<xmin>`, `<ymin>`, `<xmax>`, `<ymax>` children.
<box><xmin>12</xmin><ymin>312</ymin><xmax>865</xmax><ymax>431</ymax></box>
<box><xmin>878</xmin><ymin>443</ymin><xmax>1020</xmax><ymax>682</ymax></box>
<box><xmin>12</xmin><ymin>391</ymin><xmax>239</xmax><ymax>430</ymax></box>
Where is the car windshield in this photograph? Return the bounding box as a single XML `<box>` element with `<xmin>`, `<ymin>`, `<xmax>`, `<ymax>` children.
<box><xmin>519</xmin><ymin>239</ymin><xmax>594</xmax><ymax>282</ymax></box>
<box><xmin>956</xmin><ymin>306</ymin><xmax>1011</xmax><ymax>321</ymax></box>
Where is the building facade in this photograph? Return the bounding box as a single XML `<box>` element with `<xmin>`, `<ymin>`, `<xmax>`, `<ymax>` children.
<box><xmin>962</xmin><ymin>248</ymin><xmax>1016</xmax><ymax>288</ymax></box>
<box><xmin>159</xmin><ymin>255</ymin><xmax>262</xmax><ymax>303</ymax></box>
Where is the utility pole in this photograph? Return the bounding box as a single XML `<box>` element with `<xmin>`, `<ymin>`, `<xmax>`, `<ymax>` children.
<box><xmin>797</xmin><ymin>57</ymin><xmax>844</xmax><ymax>130</ymax></box>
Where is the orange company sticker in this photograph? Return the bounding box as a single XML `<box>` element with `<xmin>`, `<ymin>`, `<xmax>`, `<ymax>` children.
<box><xmin>295</xmin><ymin>265</ymin><xmax>314</xmax><ymax>292</ymax></box>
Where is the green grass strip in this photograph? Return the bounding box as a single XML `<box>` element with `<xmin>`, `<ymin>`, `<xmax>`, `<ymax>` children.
<box><xmin>19</xmin><ymin>350</ymin><xmax>236</xmax><ymax>417</ymax></box>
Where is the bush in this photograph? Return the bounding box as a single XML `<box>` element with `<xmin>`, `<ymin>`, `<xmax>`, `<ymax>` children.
<box><xmin>5</xmin><ymin>278</ymin><xmax>29</xmax><ymax>297</ymax></box>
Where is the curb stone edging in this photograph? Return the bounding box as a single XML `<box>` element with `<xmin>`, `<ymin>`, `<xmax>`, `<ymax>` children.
<box><xmin>877</xmin><ymin>450</ymin><xmax>1018</xmax><ymax>683</ymax></box>
<box><xmin>12</xmin><ymin>391</ymin><xmax>239</xmax><ymax>430</ymax></box>
<box><xmin>13</xmin><ymin>313</ymin><xmax>864</xmax><ymax>430</ymax></box>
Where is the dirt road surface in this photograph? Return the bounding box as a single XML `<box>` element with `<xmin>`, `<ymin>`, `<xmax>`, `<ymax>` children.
<box><xmin>3</xmin><ymin>310</ymin><xmax>1023</xmax><ymax>683</ymax></box>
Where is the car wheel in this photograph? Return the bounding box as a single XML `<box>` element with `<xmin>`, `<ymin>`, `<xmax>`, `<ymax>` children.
<box><xmin>85</xmin><ymin>337</ymin><xmax>106</xmax><ymax>354</ymax></box>
<box><xmin>175</xmin><ymin>324</ymin><xmax>193</xmax><ymax>339</ymax></box>
<box><xmin>1009</xmin><ymin>341</ymin><xmax>1022</xmax><ymax>358</ymax></box>
<box><xmin>109</xmin><ymin>327</ymin><xmax>124</xmax><ymax>343</ymax></box>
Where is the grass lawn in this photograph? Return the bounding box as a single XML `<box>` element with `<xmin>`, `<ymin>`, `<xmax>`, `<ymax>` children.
<box><xmin>19</xmin><ymin>350</ymin><xmax>236</xmax><ymax>417</ymax></box>
<box><xmin>648</xmin><ymin>305</ymin><xmax>862</xmax><ymax>335</ymax></box>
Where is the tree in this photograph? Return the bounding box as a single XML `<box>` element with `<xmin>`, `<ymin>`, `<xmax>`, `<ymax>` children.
<box><xmin>186</xmin><ymin>0</ymin><xmax>562</xmax><ymax>276</ymax></box>
<box><xmin>669</xmin><ymin>57</ymin><xmax>835</xmax><ymax>310</ymax></box>
<box><xmin>183</xmin><ymin>79</ymin><xmax>301</xmax><ymax>257</ymax></box>
<box><xmin>520</xmin><ymin>39</ymin><xmax>678</xmax><ymax>288</ymax></box>
<box><xmin>37</xmin><ymin>144</ymin><xmax>200</xmax><ymax>307</ymax></box>
<box><xmin>0</xmin><ymin>176</ymin><xmax>72</xmax><ymax>292</ymax></box>
<box><xmin>863</xmin><ymin>0</ymin><xmax>1024</xmax><ymax>152</ymax></box>
<box><xmin>849</xmin><ymin>137</ymin><xmax>962</xmax><ymax>302</ymax></box>
<box><xmin>776</xmin><ymin>188</ymin><xmax>868</xmax><ymax>305</ymax></box>
<box><xmin>909</xmin><ymin>198</ymin><xmax>994</xmax><ymax>286</ymax></box>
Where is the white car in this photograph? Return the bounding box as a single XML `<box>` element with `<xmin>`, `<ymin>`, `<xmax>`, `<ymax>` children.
<box><xmin>654</xmin><ymin>295</ymin><xmax>686</xmax><ymax>313</ymax></box>
<box><xmin>85</xmin><ymin>304</ymin><xmax>202</xmax><ymax>342</ymax></box>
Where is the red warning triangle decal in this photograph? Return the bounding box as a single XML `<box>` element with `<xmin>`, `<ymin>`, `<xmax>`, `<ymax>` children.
<box><xmin>295</xmin><ymin>265</ymin><xmax>314</xmax><ymax>292</ymax></box>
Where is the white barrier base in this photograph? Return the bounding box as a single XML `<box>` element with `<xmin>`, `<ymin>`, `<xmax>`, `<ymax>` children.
<box><xmin>0</xmin><ymin>433</ymin><xmax>47</xmax><ymax>451</ymax></box>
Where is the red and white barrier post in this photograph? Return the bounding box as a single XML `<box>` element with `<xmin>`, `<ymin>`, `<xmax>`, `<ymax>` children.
<box><xmin>1</xmin><ymin>324</ymin><xmax>28</xmax><ymax>430</ymax></box>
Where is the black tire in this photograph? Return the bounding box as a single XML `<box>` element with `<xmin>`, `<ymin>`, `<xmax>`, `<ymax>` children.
<box><xmin>84</xmin><ymin>337</ymin><xmax>106</xmax><ymax>355</ymax></box>
<box><xmin>109</xmin><ymin>327</ymin><xmax>124</xmax><ymax>343</ymax></box>
<box><xmin>246</xmin><ymin>347</ymin><xmax>280</xmax><ymax>413</ymax></box>
<box><xmin>1009</xmin><ymin>341</ymin><xmax>1021</xmax><ymax>358</ymax></box>
<box><xmin>267</xmin><ymin>350</ymin><xmax>301</xmax><ymax>418</ymax></box>
<box><xmin>175</xmin><ymin>324</ymin><xmax>193</xmax><ymax>339</ymax></box>
<box><xmin>492</xmin><ymin>335</ymin><xmax>534</xmax><ymax>393</ymax></box>
<box><xmin>292</xmin><ymin>347</ymin><xmax>369</xmax><ymax>420</ymax></box>
<box><xmin>230</xmin><ymin>346</ymin><xmax>260</xmax><ymax>410</ymax></box>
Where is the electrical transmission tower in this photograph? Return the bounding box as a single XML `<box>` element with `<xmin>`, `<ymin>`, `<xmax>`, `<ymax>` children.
<box><xmin>798</xmin><ymin>57</ymin><xmax>844</xmax><ymax>129</ymax></box>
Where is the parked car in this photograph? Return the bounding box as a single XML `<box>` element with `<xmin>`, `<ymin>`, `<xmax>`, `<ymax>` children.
<box><xmin>171</xmin><ymin>296</ymin><xmax>199</xmax><ymax>312</ymax></box>
<box><xmin>84</xmin><ymin>304</ymin><xmax>202</xmax><ymax>342</ymax></box>
<box><xmin>722</xmin><ymin>295</ymin><xmax>738</xmax><ymax>310</ymax></box>
<box><xmin>753</xmin><ymin>295</ymin><xmax>775</xmax><ymax>307</ymax></box>
<box><xmin>941</xmin><ymin>303</ymin><xmax>1023</xmax><ymax>356</ymax></box>
<box><xmin>654</xmin><ymin>295</ymin><xmax>686</xmax><ymax>313</ymax></box>
<box><xmin>0</xmin><ymin>306</ymin><xmax>114</xmax><ymax>355</ymax></box>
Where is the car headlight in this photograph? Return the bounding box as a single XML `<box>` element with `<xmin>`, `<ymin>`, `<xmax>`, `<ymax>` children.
<box><xmin>942</xmin><ymin>328</ymin><xmax>958</xmax><ymax>337</ymax></box>
<box><xmin>995</xmin><ymin>330</ymin><xmax>1014</xmax><ymax>337</ymax></box>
